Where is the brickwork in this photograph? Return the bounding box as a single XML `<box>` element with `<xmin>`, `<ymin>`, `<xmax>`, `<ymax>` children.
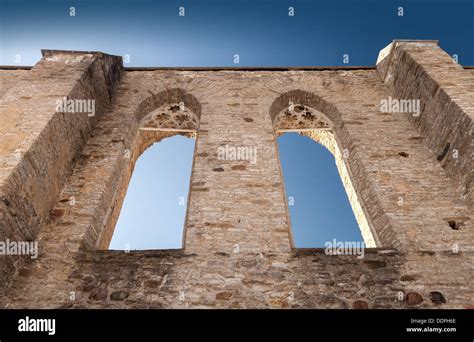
<box><xmin>0</xmin><ymin>41</ymin><xmax>472</xmax><ymax>308</ymax></box>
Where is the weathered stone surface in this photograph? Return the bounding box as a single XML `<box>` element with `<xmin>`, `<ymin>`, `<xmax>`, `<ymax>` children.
<box><xmin>215</xmin><ymin>292</ymin><xmax>233</xmax><ymax>300</ymax></box>
<box><xmin>352</xmin><ymin>300</ymin><xmax>369</xmax><ymax>309</ymax></box>
<box><xmin>0</xmin><ymin>41</ymin><xmax>472</xmax><ymax>308</ymax></box>
<box><xmin>89</xmin><ymin>287</ymin><xmax>108</xmax><ymax>301</ymax></box>
<box><xmin>405</xmin><ymin>292</ymin><xmax>424</xmax><ymax>306</ymax></box>
<box><xmin>378</xmin><ymin>40</ymin><xmax>474</xmax><ymax>205</ymax></box>
<box><xmin>429</xmin><ymin>291</ymin><xmax>446</xmax><ymax>305</ymax></box>
<box><xmin>110</xmin><ymin>290</ymin><xmax>129</xmax><ymax>301</ymax></box>
<box><xmin>0</xmin><ymin>51</ymin><xmax>123</xmax><ymax>294</ymax></box>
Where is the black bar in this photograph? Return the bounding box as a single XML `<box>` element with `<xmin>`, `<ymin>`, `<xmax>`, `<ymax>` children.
<box><xmin>0</xmin><ymin>309</ymin><xmax>472</xmax><ymax>338</ymax></box>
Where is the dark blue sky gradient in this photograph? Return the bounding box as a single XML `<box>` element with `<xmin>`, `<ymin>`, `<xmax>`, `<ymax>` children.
<box><xmin>1</xmin><ymin>0</ymin><xmax>473</xmax><ymax>66</ymax></box>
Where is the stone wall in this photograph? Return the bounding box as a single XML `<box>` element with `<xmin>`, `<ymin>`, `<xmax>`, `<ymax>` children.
<box><xmin>377</xmin><ymin>40</ymin><xmax>474</xmax><ymax>205</ymax></box>
<box><xmin>0</xmin><ymin>41</ymin><xmax>472</xmax><ymax>308</ymax></box>
<box><xmin>0</xmin><ymin>51</ymin><xmax>122</xmax><ymax>293</ymax></box>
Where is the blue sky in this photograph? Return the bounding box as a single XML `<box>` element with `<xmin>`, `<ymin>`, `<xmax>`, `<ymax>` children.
<box><xmin>110</xmin><ymin>136</ymin><xmax>195</xmax><ymax>250</ymax></box>
<box><xmin>1</xmin><ymin>0</ymin><xmax>473</xmax><ymax>66</ymax></box>
<box><xmin>1</xmin><ymin>0</ymin><xmax>472</xmax><ymax>249</ymax></box>
<box><xmin>278</xmin><ymin>133</ymin><xmax>364</xmax><ymax>247</ymax></box>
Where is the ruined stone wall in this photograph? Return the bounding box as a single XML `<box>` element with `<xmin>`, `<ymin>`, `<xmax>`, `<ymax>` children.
<box><xmin>0</xmin><ymin>52</ymin><xmax>122</xmax><ymax>293</ymax></box>
<box><xmin>378</xmin><ymin>40</ymin><xmax>474</xmax><ymax>205</ymax></box>
<box><xmin>0</xmin><ymin>41</ymin><xmax>472</xmax><ymax>309</ymax></box>
<box><xmin>0</xmin><ymin>69</ymin><xmax>29</xmax><ymax>97</ymax></box>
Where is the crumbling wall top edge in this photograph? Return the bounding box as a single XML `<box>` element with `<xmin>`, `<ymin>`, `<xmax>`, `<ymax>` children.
<box><xmin>1</xmin><ymin>65</ymin><xmax>473</xmax><ymax>71</ymax></box>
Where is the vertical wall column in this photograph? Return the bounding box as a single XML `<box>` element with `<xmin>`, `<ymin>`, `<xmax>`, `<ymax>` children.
<box><xmin>183</xmin><ymin>80</ymin><xmax>292</xmax><ymax>254</ymax></box>
<box><xmin>0</xmin><ymin>50</ymin><xmax>122</xmax><ymax>292</ymax></box>
<box><xmin>377</xmin><ymin>40</ymin><xmax>474</xmax><ymax>205</ymax></box>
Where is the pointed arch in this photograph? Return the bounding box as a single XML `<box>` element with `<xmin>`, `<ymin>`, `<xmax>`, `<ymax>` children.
<box><xmin>271</xmin><ymin>90</ymin><xmax>378</xmax><ymax>247</ymax></box>
<box><xmin>96</xmin><ymin>88</ymin><xmax>201</xmax><ymax>249</ymax></box>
